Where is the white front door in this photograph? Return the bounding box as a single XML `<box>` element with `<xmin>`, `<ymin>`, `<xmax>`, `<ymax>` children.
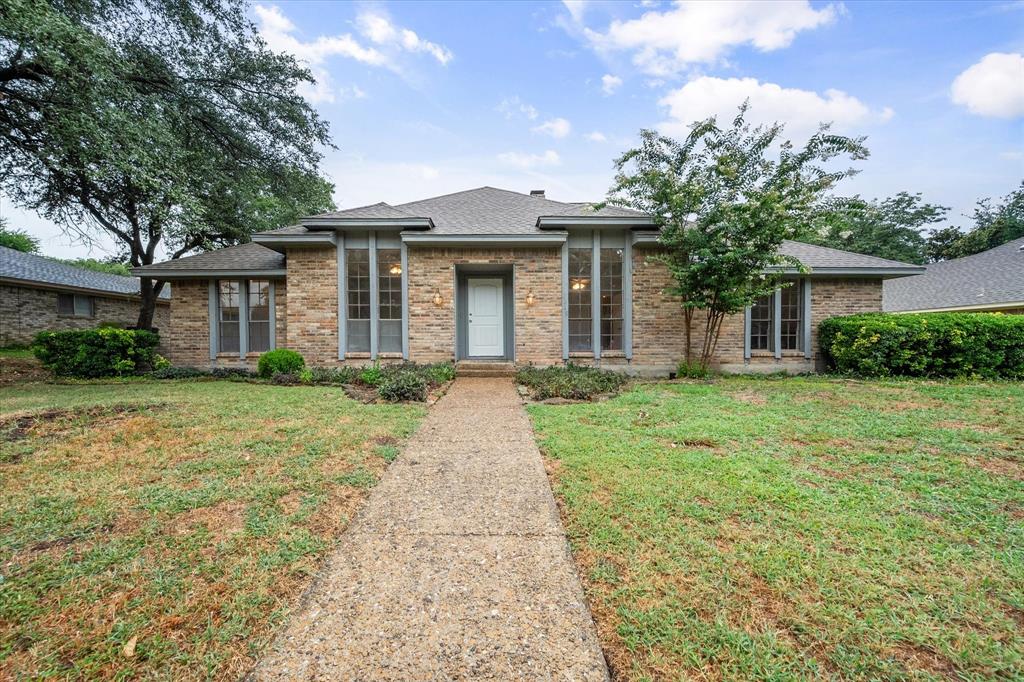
<box><xmin>467</xmin><ymin>278</ymin><xmax>504</xmax><ymax>357</ymax></box>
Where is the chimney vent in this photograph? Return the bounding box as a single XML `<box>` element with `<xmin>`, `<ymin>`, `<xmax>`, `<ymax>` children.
<box><xmin>530</xmin><ymin>189</ymin><xmax>545</xmax><ymax>198</ymax></box>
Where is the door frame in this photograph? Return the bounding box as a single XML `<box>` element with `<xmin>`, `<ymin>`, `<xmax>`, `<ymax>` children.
<box><xmin>455</xmin><ymin>264</ymin><xmax>514</xmax><ymax>361</ymax></box>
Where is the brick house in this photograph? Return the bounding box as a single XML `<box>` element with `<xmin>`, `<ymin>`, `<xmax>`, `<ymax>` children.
<box><xmin>1</xmin><ymin>246</ymin><xmax>170</xmax><ymax>346</ymax></box>
<box><xmin>133</xmin><ymin>187</ymin><xmax>923</xmax><ymax>374</ymax></box>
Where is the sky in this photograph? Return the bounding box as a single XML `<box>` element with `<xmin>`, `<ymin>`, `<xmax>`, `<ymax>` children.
<box><xmin>4</xmin><ymin>0</ymin><xmax>1023</xmax><ymax>259</ymax></box>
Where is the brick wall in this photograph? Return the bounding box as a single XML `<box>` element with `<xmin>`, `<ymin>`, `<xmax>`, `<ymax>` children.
<box><xmin>1</xmin><ymin>283</ymin><xmax>170</xmax><ymax>347</ymax></box>
<box><xmin>165</xmin><ymin>280</ymin><xmax>209</xmax><ymax>365</ymax></box>
<box><xmin>285</xmin><ymin>247</ymin><xmax>339</xmax><ymax>364</ymax></box>
<box><xmin>407</xmin><ymin>246</ymin><xmax>563</xmax><ymax>364</ymax></box>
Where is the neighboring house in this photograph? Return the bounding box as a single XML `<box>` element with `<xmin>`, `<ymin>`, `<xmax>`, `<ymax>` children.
<box><xmin>0</xmin><ymin>246</ymin><xmax>171</xmax><ymax>346</ymax></box>
<box><xmin>884</xmin><ymin>237</ymin><xmax>1024</xmax><ymax>315</ymax></box>
<box><xmin>134</xmin><ymin>187</ymin><xmax>923</xmax><ymax>374</ymax></box>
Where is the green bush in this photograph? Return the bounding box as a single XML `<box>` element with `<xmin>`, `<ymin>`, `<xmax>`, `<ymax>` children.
<box><xmin>676</xmin><ymin>360</ymin><xmax>711</xmax><ymax>379</ymax></box>
<box><xmin>819</xmin><ymin>312</ymin><xmax>1024</xmax><ymax>379</ymax></box>
<box><xmin>422</xmin><ymin>362</ymin><xmax>456</xmax><ymax>385</ymax></box>
<box><xmin>359</xmin><ymin>362</ymin><xmax>385</xmax><ymax>386</ymax></box>
<box><xmin>378</xmin><ymin>370</ymin><xmax>427</xmax><ymax>402</ymax></box>
<box><xmin>306</xmin><ymin>366</ymin><xmax>360</xmax><ymax>384</ymax></box>
<box><xmin>150</xmin><ymin>366</ymin><xmax>207</xmax><ymax>380</ymax></box>
<box><xmin>516</xmin><ymin>363</ymin><xmax>628</xmax><ymax>400</ymax></box>
<box><xmin>257</xmin><ymin>349</ymin><xmax>305</xmax><ymax>378</ymax></box>
<box><xmin>32</xmin><ymin>328</ymin><xmax>160</xmax><ymax>377</ymax></box>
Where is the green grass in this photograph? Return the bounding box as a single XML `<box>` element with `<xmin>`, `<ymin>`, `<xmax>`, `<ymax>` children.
<box><xmin>0</xmin><ymin>380</ymin><xmax>424</xmax><ymax>680</ymax></box>
<box><xmin>0</xmin><ymin>346</ymin><xmax>34</xmax><ymax>360</ymax></box>
<box><xmin>528</xmin><ymin>376</ymin><xmax>1024</xmax><ymax>681</ymax></box>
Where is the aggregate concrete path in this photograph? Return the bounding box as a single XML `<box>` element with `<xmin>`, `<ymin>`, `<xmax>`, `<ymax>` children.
<box><xmin>252</xmin><ymin>378</ymin><xmax>610</xmax><ymax>681</ymax></box>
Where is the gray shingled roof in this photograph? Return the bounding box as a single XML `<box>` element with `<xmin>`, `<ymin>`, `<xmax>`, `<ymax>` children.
<box><xmin>777</xmin><ymin>240</ymin><xmax>923</xmax><ymax>270</ymax></box>
<box><xmin>884</xmin><ymin>237</ymin><xmax>1024</xmax><ymax>311</ymax></box>
<box><xmin>134</xmin><ymin>242</ymin><xmax>285</xmax><ymax>274</ymax></box>
<box><xmin>0</xmin><ymin>246</ymin><xmax>170</xmax><ymax>299</ymax></box>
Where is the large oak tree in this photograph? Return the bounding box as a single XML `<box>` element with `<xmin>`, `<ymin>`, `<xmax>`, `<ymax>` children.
<box><xmin>0</xmin><ymin>0</ymin><xmax>335</xmax><ymax>327</ymax></box>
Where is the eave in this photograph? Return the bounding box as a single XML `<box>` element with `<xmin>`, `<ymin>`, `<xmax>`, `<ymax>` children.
<box><xmin>252</xmin><ymin>232</ymin><xmax>337</xmax><ymax>253</ymax></box>
<box><xmin>0</xmin><ymin>276</ymin><xmax>170</xmax><ymax>303</ymax></box>
<box><xmin>131</xmin><ymin>268</ymin><xmax>287</xmax><ymax>279</ymax></box>
<box><xmin>536</xmin><ymin>216</ymin><xmax>657</xmax><ymax>229</ymax></box>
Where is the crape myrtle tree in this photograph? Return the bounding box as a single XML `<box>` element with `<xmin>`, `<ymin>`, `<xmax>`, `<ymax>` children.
<box><xmin>0</xmin><ymin>0</ymin><xmax>335</xmax><ymax>328</ymax></box>
<box><xmin>605</xmin><ymin>103</ymin><xmax>868</xmax><ymax>371</ymax></box>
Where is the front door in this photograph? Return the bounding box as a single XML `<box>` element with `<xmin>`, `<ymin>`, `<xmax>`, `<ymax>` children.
<box><xmin>467</xmin><ymin>278</ymin><xmax>504</xmax><ymax>357</ymax></box>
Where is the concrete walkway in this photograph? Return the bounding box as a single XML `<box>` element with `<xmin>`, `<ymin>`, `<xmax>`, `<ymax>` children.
<box><xmin>253</xmin><ymin>378</ymin><xmax>609</xmax><ymax>681</ymax></box>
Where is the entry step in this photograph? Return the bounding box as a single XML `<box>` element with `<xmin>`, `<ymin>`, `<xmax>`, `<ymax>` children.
<box><xmin>456</xmin><ymin>361</ymin><xmax>516</xmax><ymax>377</ymax></box>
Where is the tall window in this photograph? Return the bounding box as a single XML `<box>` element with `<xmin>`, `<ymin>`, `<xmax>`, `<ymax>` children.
<box><xmin>218</xmin><ymin>281</ymin><xmax>240</xmax><ymax>353</ymax></box>
<box><xmin>378</xmin><ymin>249</ymin><xmax>402</xmax><ymax>353</ymax></box>
<box><xmin>347</xmin><ymin>249</ymin><xmax>371</xmax><ymax>352</ymax></box>
<box><xmin>568</xmin><ymin>249</ymin><xmax>592</xmax><ymax>352</ymax></box>
<box><xmin>780</xmin><ymin>281</ymin><xmax>803</xmax><ymax>351</ymax></box>
<box><xmin>248</xmin><ymin>280</ymin><xmax>271</xmax><ymax>353</ymax></box>
<box><xmin>749</xmin><ymin>293</ymin><xmax>773</xmax><ymax>351</ymax></box>
<box><xmin>600</xmin><ymin>248</ymin><xmax>623</xmax><ymax>351</ymax></box>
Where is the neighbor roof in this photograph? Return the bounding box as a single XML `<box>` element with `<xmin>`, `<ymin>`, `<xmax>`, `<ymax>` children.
<box><xmin>884</xmin><ymin>236</ymin><xmax>1024</xmax><ymax>312</ymax></box>
<box><xmin>0</xmin><ymin>246</ymin><xmax>170</xmax><ymax>299</ymax></box>
<box><xmin>776</xmin><ymin>241</ymin><xmax>924</xmax><ymax>273</ymax></box>
<box><xmin>132</xmin><ymin>242</ymin><xmax>285</xmax><ymax>278</ymax></box>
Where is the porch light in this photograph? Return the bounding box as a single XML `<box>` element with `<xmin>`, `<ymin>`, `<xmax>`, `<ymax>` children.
<box><xmin>525</xmin><ymin>290</ymin><xmax>536</xmax><ymax>307</ymax></box>
<box><xmin>570</xmin><ymin>278</ymin><xmax>590</xmax><ymax>291</ymax></box>
<box><xmin>432</xmin><ymin>289</ymin><xmax>444</xmax><ymax>307</ymax></box>
<box><xmin>389</xmin><ymin>263</ymin><xmax>402</xmax><ymax>275</ymax></box>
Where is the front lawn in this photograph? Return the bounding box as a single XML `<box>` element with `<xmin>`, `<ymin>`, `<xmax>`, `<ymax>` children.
<box><xmin>0</xmin><ymin>380</ymin><xmax>423</xmax><ymax>679</ymax></box>
<box><xmin>529</xmin><ymin>377</ymin><xmax>1023</xmax><ymax>680</ymax></box>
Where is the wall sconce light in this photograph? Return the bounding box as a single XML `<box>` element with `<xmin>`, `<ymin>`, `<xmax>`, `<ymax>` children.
<box><xmin>432</xmin><ymin>290</ymin><xmax>444</xmax><ymax>307</ymax></box>
<box><xmin>525</xmin><ymin>290</ymin><xmax>536</xmax><ymax>307</ymax></box>
<box><xmin>389</xmin><ymin>263</ymin><xmax>402</xmax><ymax>275</ymax></box>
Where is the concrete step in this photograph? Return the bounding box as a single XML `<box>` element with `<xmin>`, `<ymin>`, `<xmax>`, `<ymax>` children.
<box><xmin>456</xmin><ymin>361</ymin><xmax>516</xmax><ymax>377</ymax></box>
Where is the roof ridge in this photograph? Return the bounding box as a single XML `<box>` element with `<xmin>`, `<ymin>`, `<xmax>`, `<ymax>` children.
<box><xmin>395</xmin><ymin>186</ymin><xmax>577</xmax><ymax>209</ymax></box>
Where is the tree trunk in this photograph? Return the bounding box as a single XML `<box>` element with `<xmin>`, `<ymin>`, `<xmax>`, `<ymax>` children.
<box><xmin>136</xmin><ymin>278</ymin><xmax>164</xmax><ymax>330</ymax></box>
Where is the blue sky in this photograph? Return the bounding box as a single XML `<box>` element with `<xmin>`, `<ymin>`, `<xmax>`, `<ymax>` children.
<box><xmin>6</xmin><ymin>0</ymin><xmax>1023</xmax><ymax>258</ymax></box>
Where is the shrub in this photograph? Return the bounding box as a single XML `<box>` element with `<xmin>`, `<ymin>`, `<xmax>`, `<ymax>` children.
<box><xmin>422</xmin><ymin>362</ymin><xmax>456</xmax><ymax>385</ymax></box>
<box><xmin>359</xmin><ymin>362</ymin><xmax>385</xmax><ymax>386</ymax></box>
<box><xmin>676</xmin><ymin>360</ymin><xmax>711</xmax><ymax>379</ymax></box>
<box><xmin>153</xmin><ymin>354</ymin><xmax>172</xmax><ymax>371</ymax></box>
<box><xmin>32</xmin><ymin>328</ymin><xmax>160</xmax><ymax>377</ymax></box>
<box><xmin>377</xmin><ymin>370</ymin><xmax>427</xmax><ymax>402</ymax></box>
<box><xmin>150</xmin><ymin>366</ymin><xmax>207</xmax><ymax>380</ymax></box>
<box><xmin>307</xmin><ymin>366</ymin><xmax>361</xmax><ymax>385</ymax></box>
<box><xmin>257</xmin><ymin>349</ymin><xmax>305</xmax><ymax>378</ymax></box>
<box><xmin>516</xmin><ymin>363</ymin><xmax>628</xmax><ymax>401</ymax></box>
<box><xmin>209</xmin><ymin>366</ymin><xmax>253</xmax><ymax>379</ymax></box>
<box><xmin>819</xmin><ymin>312</ymin><xmax>1024</xmax><ymax>379</ymax></box>
<box><xmin>271</xmin><ymin>372</ymin><xmax>301</xmax><ymax>385</ymax></box>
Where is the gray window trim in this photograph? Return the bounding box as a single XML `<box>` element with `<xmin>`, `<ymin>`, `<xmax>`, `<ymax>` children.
<box><xmin>623</xmin><ymin>236</ymin><xmax>633</xmax><ymax>359</ymax></box>
<box><xmin>803</xmin><ymin>277</ymin><xmax>812</xmax><ymax>359</ymax></box>
<box><xmin>743</xmin><ymin>305</ymin><xmax>752</xmax><ymax>360</ymax></box>
<box><xmin>400</xmin><ymin>241</ymin><xmax>409</xmax><ymax>360</ymax></box>
<box><xmin>238</xmin><ymin>280</ymin><xmax>249</xmax><ymax>359</ymax></box>
<box><xmin>561</xmin><ymin>241</ymin><xmax>569</xmax><ymax>361</ymax></box>
<box><xmin>368</xmin><ymin>231</ymin><xmax>379</xmax><ymax>358</ymax></box>
<box><xmin>208</xmin><ymin>281</ymin><xmax>217</xmax><ymax>361</ymax></box>
<box><xmin>591</xmin><ymin>230</ymin><xmax>601</xmax><ymax>360</ymax></box>
<box><xmin>337</xmin><ymin>233</ymin><xmax>346</xmax><ymax>360</ymax></box>
<box><xmin>267</xmin><ymin>280</ymin><xmax>277</xmax><ymax>351</ymax></box>
<box><xmin>209</xmin><ymin>278</ymin><xmax>278</xmax><ymax>359</ymax></box>
<box><xmin>773</xmin><ymin>286</ymin><xmax>782</xmax><ymax>359</ymax></box>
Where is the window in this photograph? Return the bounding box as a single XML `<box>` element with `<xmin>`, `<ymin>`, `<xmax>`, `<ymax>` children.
<box><xmin>568</xmin><ymin>248</ymin><xmax>592</xmax><ymax>352</ymax></box>
<box><xmin>780</xmin><ymin>281</ymin><xmax>803</xmax><ymax>351</ymax></box>
<box><xmin>218</xmin><ymin>281</ymin><xmax>240</xmax><ymax>354</ymax></box>
<box><xmin>347</xmin><ymin>249</ymin><xmax>371</xmax><ymax>353</ymax></box>
<box><xmin>57</xmin><ymin>294</ymin><xmax>94</xmax><ymax>318</ymax></box>
<box><xmin>377</xmin><ymin>249</ymin><xmax>402</xmax><ymax>353</ymax></box>
<box><xmin>600</xmin><ymin>248</ymin><xmax>623</xmax><ymax>351</ymax></box>
<box><xmin>749</xmin><ymin>293</ymin><xmax>773</xmax><ymax>351</ymax></box>
<box><xmin>248</xmin><ymin>280</ymin><xmax>271</xmax><ymax>353</ymax></box>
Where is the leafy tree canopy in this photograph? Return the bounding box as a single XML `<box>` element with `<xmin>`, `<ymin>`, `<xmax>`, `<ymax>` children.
<box><xmin>58</xmin><ymin>257</ymin><xmax>132</xmax><ymax>276</ymax></box>
<box><xmin>0</xmin><ymin>0</ymin><xmax>336</xmax><ymax>326</ymax></box>
<box><xmin>606</xmin><ymin>103</ymin><xmax>868</xmax><ymax>369</ymax></box>
<box><xmin>801</xmin><ymin>192</ymin><xmax>948</xmax><ymax>265</ymax></box>
<box><xmin>0</xmin><ymin>216</ymin><xmax>39</xmax><ymax>252</ymax></box>
<box><xmin>925</xmin><ymin>182</ymin><xmax>1024</xmax><ymax>262</ymax></box>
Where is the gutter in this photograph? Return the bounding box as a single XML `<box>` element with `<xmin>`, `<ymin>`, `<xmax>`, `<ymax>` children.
<box><xmin>886</xmin><ymin>300</ymin><xmax>1024</xmax><ymax>314</ymax></box>
<box><xmin>130</xmin><ymin>268</ymin><xmax>287</xmax><ymax>279</ymax></box>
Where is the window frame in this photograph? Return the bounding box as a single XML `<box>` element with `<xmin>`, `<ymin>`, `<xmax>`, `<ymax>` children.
<box><xmin>744</xmin><ymin>278</ymin><xmax>811</xmax><ymax>360</ymax></box>
<box><xmin>57</xmin><ymin>293</ymin><xmax>95</xmax><ymax>318</ymax></box>
<box><xmin>600</xmin><ymin>247</ymin><xmax>624</xmax><ymax>352</ymax></box>
<box><xmin>210</xmin><ymin>279</ymin><xmax>276</xmax><ymax>358</ymax></box>
<box><xmin>346</xmin><ymin>248</ymin><xmax>371</xmax><ymax>354</ymax></box>
<box><xmin>568</xmin><ymin>247</ymin><xmax>593</xmax><ymax>353</ymax></box>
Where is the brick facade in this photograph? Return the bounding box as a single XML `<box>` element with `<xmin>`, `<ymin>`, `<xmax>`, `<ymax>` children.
<box><xmin>160</xmin><ymin>245</ymin><xmax>885</xmax><ymax>374</ymax></box>
<box><xmin>0</xmin><ymin>283</ymin><xmax>170</xmax><ymax>347</ymax></box>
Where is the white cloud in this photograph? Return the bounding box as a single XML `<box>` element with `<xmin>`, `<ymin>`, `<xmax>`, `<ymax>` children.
<box><xmin>659</xmin><ymin>76</ymin><xmax>893</xmax><ymax>139</ymax></box>
<box><xmin>497</xmin><ymin>96</ymin><xmax>539</xmax><ymax>120</ymax></box>
<box><xmin>581</xmin><ymin>1</ymin><xmax>839</xmax><ymax>76</ymax></box>
<box><xmin>532</xmin><ymin>117</ymin><xmax>572</xmax><ymax>138</ymax></box>
<box><xmin>254</xmin><ymin>4</ymin><xmax>390</xmax><ymax>67</ymax></box>
<box><xmin>563</xmin><ymin>0</ymin><xmax>588</xmax><ymax>24</ymax></box>
<box><xmin>356</xmin><ymin>11</ymin><xmax>454</xmax><ymax>65</ymax></box>
<box><xmin>951</xmin><ymin>52</ymin><xmax>1024</xmax><ymax>118</ymax></box>
<box><xmin>586</xmin><ymin>131</ymin><xmax>608</xmax><ymax>142</ymax></box>
<box><xmin>298</xmin><ymin>77</ymin><xmax>366</xmax><ymax>104</ymax></box>
<box><xmin>497</xmin><ymin>150</ymin><xmax>562</xmax><ymax>168</ymax></box>
<box><xmin>601</xmin><ymin>74</ymin><xmax>623</xmax><ymax>95</ymax></box>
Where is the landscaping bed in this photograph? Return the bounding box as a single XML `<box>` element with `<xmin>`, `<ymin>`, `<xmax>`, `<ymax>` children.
<box><xmin>529</xmin><ymin>376</ymin><xmax>1024</xmax><ymax>680</ymax></box>
<box><xmin>0</xmin><ymin>380</ymin><xmax>424</xmax><ymax>679</ymax></box>
<box><xmin>515</xmin><ymin>364</ymin><xmax>629</xmax><ymax>402</ymax></box>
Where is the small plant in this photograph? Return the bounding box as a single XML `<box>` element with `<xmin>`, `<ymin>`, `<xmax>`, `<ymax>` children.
<box><xmin>150</xmin><ymin>366</ymin><xmax>207</xmax><ymax>380</ymax></box>
<box><xmin>423</xmin><ymin>362</ymin><xmax>456</xmax><ymax>385</ymax></box>
<box><xmin>298</xmin><ymin>368</ymin><xmax>314</xmax><ymax>384</ymax></box>
<box><xmin>271</xmin><ymin>372</ymin><xmax>301</xmax><ymax>385</ymax></box>
<box><xmin>308</xmin><ymin>366</ymin><xmax>360</xmax><ymax>384</ymax></box>
<box><xmin>359</xmin><ymin>362</ymin><xmax>385</xmax><ymax>386</ymax></box>
<box><xmin>257</xmin><ymin>349</ymin><xmax>305</xmax><ymax>378</ymax></box>
<box><xmin>377</xmin><ymin>370</ymin><xmax>427</xmax><ymax>402</ymax></box>
<box><xmin>153</xmin><ymin>354</ymin><xmax>172</xmax><ymax>371</ymax></box>
<box><xmin>516</xmin><ymin>363</ymin><xmax>628</xmax><ymax>401</ymax></box>
<box><xmin>209</xmin><ymin>367</ymin><xmax>253</xmax><ymax>379</ymax></box>
<box><xmin>676</xmin><ymin>360</ymin><xmax>711</xmax><ymax>379</ymax></box>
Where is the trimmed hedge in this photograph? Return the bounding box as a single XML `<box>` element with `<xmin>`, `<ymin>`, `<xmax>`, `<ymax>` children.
<box><xmin>819</xmin><ymin>312</ymin><xmax>1024</xmax><ymax>379</ymax></box>
<box><xmin>33</xmin><ymin>328</ymin><xmax>161</xmax><ymax>377</ymax></box>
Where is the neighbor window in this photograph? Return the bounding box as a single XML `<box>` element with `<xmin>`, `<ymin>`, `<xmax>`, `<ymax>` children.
<box><xmin>377</xmin><ymin>249</ymin><xmax>402</xmax><ymax>354</ymax></box>
<box><xmin>568</xmin><ymin>248</ymin><xmax>592</xmax><ymax>352</ymax></box>
<box><xmin>346</xmin><ymin>249</ymin><xmax>371</xmax><ymax>353</ymax></box>
<box><xmin>218</xmin><ymin>281</ymin><xmax>241</xmax><ymax>354</ymax></box>
<box><xmin>748</xmin><ymin>281</ymin><xmax>805</xmax><ymax>353</ymax></box>
<box><xmin>248</xmin><ymin>280</ymin><xmax>271</xmax><ymax>353</ymax></box>
<box><xmin>600</xmin><ymin>248</ymin><xmax>623</xmax><ymax>351</ymax></box>
<box><xmin>57</xmin><ymin>293</ymin><xmax>95</xmax><ymax>318</ymax></box>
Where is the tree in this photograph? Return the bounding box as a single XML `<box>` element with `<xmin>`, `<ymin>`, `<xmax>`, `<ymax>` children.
<box><xmin>801</xmin><ymin>192</ymin><xmax>947</xmax><ymax>265</ymax></box>
<box><xmin>0</xmin><ymin>216</ymin><xmax>39</xmax><ymax>252</ymax></box>
<box><xmin>58</xmin><ymin>257</ymin><xmax>132</xmax><ymax>276</ymax></box>
<box><xmin>0</xmin><ymin>0</ymin><xmax>335</xmax><ymax>327</ymax></box>
<box><xmin>606</xmin><ymin>104</ymin><xmax>868</xmax><ymax>370</ymax></box>
<box><xmin>925</xmin><ymin>182</ymin><xmax>1024</xmax><ymax>261</ymax></box>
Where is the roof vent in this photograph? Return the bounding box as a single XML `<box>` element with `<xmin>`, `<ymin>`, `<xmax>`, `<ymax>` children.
<box><xmin>530</xmin><ymin>189</ymin><xmax>546</xmax><ymax>198</ymax></box>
